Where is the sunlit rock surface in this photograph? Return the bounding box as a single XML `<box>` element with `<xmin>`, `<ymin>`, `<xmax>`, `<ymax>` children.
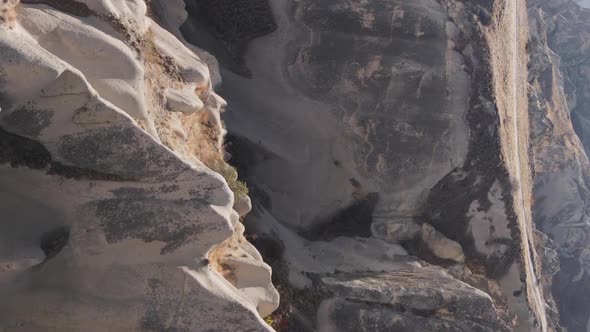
<box><xmin>0</xmin><ymin>1</ymin><xmax>277</xmax><ymax>331</ymax></box>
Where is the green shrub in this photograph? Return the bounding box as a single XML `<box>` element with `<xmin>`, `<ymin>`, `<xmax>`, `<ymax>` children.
<box><xmin>208</xmin><ymin>158</ymin><xmax>249</xmax><ymax>200</ymax></box>
<box><xmin>264</xmin><ymin>315</ymin><xmax>275</xmax><ymax>328</ymax></box>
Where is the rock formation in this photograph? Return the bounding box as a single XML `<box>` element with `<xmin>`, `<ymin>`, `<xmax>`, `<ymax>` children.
<box><xmin>2</xmin><ymin>0</ymin><xmax>590</xmax><ymax>331</ymax></box>
<box><xmin>527</xmin><ymin>1</ymin><xmax>590</xmax><ymax>331</ymax></box>
<box><xmin>0</xmin><ymin>1</ymin><xmax>278</xmax><ymax>331</ymax></box>
<box><xmin>180</xmin><ymin>0</ymin><xmax>560</xmax><ymax>330</ymax></box>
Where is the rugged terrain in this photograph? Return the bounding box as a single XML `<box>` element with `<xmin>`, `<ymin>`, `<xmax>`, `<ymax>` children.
<box><xmin>180</xmin><ymin>0</ymin><xmax>561</xmax><ymax>330</ymax></box>
<box><xmin>0</xmin><ymin>1</ymin><xmax>278</xmax><ymax>331</ymax></box>
<box><xmin>527</xmin><ymin>0</ymin><xmax>590</xmax><ymax>331</ymax></box>
<box><xmin>1</xmin><ymin>0</ymin><xmax>590</xmax><ymax>331</ymax></box>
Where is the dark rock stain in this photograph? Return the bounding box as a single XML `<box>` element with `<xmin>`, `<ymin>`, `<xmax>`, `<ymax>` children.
<box><xmin>93</xmin><ymin>197</ymin><xmax>207</xmax><ymax>254</ymax></box>
<box><xmin>1</xmin><ymin>107</ymin><xmax>53</xmax><ymax>138</ymax></box>
<box><xmin>0</xmin><ymin>127</ymin><xmax>124</xmax><ymax>180</ymax></box>
<box><xmin>58</xmin><ymin>126</ymin><xmax>185</xmax><ymax>180</ymax></box>
<box><xmin>159</xmin><ymin>184</ymin><xmax>180</xmax><ymax>193</ymax></box>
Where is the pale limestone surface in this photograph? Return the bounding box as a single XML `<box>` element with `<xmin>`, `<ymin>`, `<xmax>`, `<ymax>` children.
<box><xmin>0</xmin><ymin>1</ymin><xmax>277</xmax><ymax>331</ymax></box>
<box><xmin>165</xmin><ymin>86</ymin><xmax>204</xmax><ymax>114</ymax></box>
<box><xmin>420</xmin><ymin>224</ymin><xmax>465</xmax><ymax>263</ymax></box>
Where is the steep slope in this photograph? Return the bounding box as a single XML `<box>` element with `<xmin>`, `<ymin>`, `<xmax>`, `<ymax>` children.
<box><xmin>0</xmin><ymin>1</ymin><xmax>277</xmax><ymax>331</ymax></box>
<box><xmin>485</xmin><ymin>0</ymin><xmax>548</xmax><ymax>329</ymax></box>
<box><xmin>5</xmin><ymin>0</ymin><xmax>588</xmax><ymax>331</ymax></box>
<box><xmin>527</xmin><ymin>0</ymin><xmax>590</xmax><ymax>331</ymax></box>
<box><xmin>180</xmin><ymin>0</ymin><xmax>557</xmax><ymax>330</ymax></box>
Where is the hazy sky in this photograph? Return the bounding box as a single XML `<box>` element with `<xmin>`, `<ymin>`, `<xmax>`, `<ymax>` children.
<box><xmin>576</xmin><ymin>0</ymin><xmax>590</xmax><ymax>8</ymax></box>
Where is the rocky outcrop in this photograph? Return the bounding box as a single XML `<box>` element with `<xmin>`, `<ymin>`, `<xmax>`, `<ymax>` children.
<box><xmin>420</xmin><ymin>223</ymin><xmax>465</xmax><ymax>263</ymax></box>
<box><xmin>165</xmin><ymin>86</ymin><xmax>205</xmax><ymax>114</ymax></box>
<box><xmin>318</xmin><ymin>267</ymin><xmax>510</xmax><ymax>332</ymax></box>
<box><xmin>527</xmin><ymin>1</ymin><xmax>590</xmax><ymax>330</ymax></box>
<box><xmin>182</xmin><ymin>0</ymin><xmax>557</xmax><ymax>330</ymax></box>
<box><xmin>5</xmin><ymin>0</ymin><xmax>589</xmax><ymax>330</ymax></box>
<box><xmin>0</xmin><ymin>1</ymin><xmax>277</xmax><ymax>331</ymax></box>
<box><xmin>371</xmin><ymin>218</ymin><xmax>421</xmax><ymax>243</ymax></box>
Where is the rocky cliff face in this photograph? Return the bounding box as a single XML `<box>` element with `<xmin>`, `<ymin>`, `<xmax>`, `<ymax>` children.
<box><xmin>527</xmin><ymin>1</ymin><xmax>590</xmax><ymax>331</ymax></box>
<box><xmin>179</xmin><ymin>0</ymin><xmax>561</xmax><ymax>330</ymax></box>
<box><xmin>2</xmin><ymin>0</ymin><xmax>590</xmax><ymax>331</ymax></box>
<box><xmin>0</xmin><ymin>1</ymin><xmax>278</xmax><ymax>331</ymax></box>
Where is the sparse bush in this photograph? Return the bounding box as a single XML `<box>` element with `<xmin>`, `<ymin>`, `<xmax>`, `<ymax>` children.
<box><xmin>207</xmin><ymin>157</ymin><xmax>249</xmax><ymax>200</ymax></box>
<box><xmin>264</xmin><ymin>315</ymin><xmax>274</xmax><ymax>328</ymax></box>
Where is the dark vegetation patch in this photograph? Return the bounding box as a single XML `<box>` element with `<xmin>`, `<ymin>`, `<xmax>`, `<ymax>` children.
<box><xmin>0</xmin><ymin>127</ymin><xmax>124</xmax><ymax>180</ymax></box>
<box><xmin>181</xmin><ymin>0</ymin><xmax>277</xmax><ymax>77</ymax></box>
<box><xmin>206</xmin><ymin>157</ymin><xmax>249</xmax><ymax>200</ymax></box>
